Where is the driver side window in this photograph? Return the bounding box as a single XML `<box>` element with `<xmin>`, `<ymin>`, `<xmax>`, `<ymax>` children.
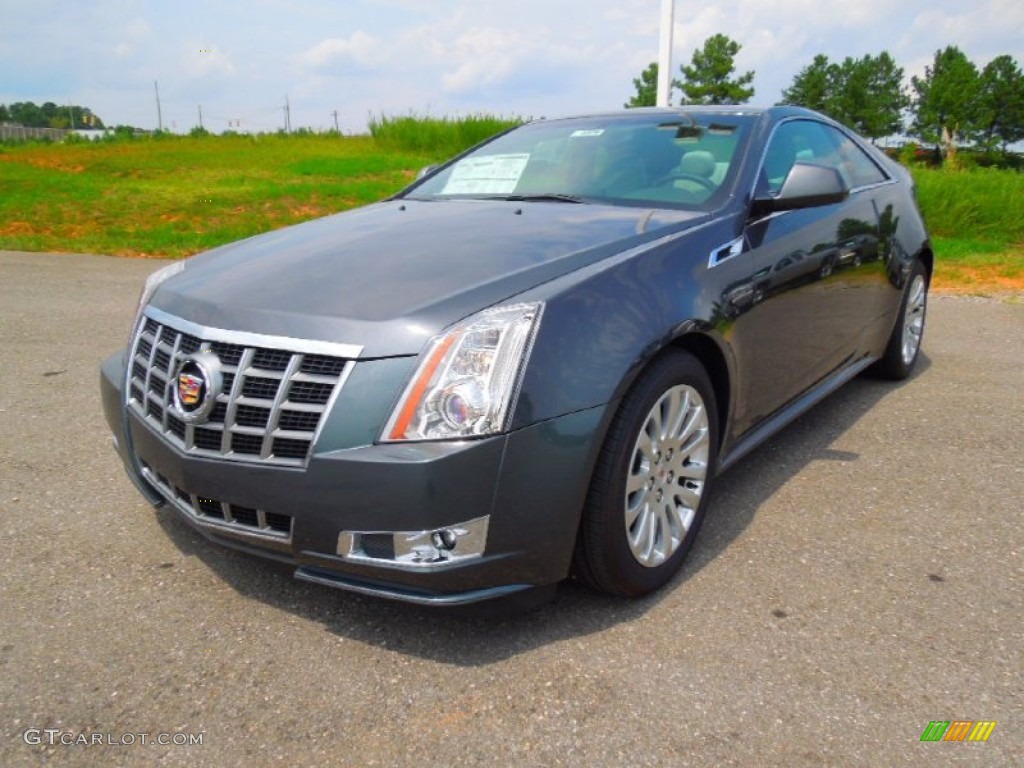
<box><xmin>760</xmin><ymin>119</ymin><xmax>887</xmax><ymax>195</ymax></box>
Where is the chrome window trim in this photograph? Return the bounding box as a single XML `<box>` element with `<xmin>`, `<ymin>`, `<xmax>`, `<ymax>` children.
<box><xmin>847</xmin><ymin>178</ymin><xmax>898</xmax><ymax>195</ymax></box>
<box><xmin>748</xmin><ymin>116</ymin><xmax>894</xmax><ymax>205</ymax></box>
<box><xmin>144</xmin><ymin>305</ymin><xmax>364</xmax><ymax>360</ymax></box>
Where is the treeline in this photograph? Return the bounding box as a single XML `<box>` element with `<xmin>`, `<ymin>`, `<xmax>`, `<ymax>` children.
<box><xmin>781</xmin><ymin>46</ymin><xmax>1023</xmax><ymax>159</ymax></box>
<box><xmin>626</xmin><ymin>38</ymin><xmax>1024</xmax><ymax>161</ymax></box>
<box><xmin>0</xmin><ymin>101</ymin><xmax>105</xmax><ymax>129</ymax></box>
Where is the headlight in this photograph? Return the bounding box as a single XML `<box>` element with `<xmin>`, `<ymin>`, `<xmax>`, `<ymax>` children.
<box><xmin>131</xmin><ymin>261</ymin><xmax>185</xmax><ymax>333</ymax></box>
<box><xmin>383</xmin><ymin>303</ymin><xmax>543</xmax><ymax>441</ymax></box>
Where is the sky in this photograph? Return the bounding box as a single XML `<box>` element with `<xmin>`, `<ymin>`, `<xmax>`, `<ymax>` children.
<box><xmin>2</xmin><ymin>0</ymin><xmax>1022</xmax><ymax>134</ymax></box>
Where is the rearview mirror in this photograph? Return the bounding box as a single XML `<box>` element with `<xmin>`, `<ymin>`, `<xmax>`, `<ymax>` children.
<box><xmin>751</xmin><ymin>163</ymin><xmax>849</xmax><ymax>217</ymax></box>
<box><xmin>415</xmin><ymin>164</ymin><xmax>439</xmax><ymax>180</ymax></box>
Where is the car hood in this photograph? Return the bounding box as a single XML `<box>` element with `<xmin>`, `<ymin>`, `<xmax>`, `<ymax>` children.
<box><xmin>151</xmin><ymin>199</ymin><xmax>707</xmax><ymax>358</ymax></box>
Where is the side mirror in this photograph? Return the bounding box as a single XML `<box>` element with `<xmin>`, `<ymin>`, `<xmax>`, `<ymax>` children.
<box><xmin>415</xmin><ymin>164</ymin><xmax>439</xmax><ymax>180</ymax></box>
<box><xmin>751</xmin><ymin>162</ymin><xmax>849</xmax><ymax>217</ymax></box>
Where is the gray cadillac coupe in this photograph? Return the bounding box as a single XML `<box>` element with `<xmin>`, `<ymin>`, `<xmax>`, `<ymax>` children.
<box><xmin>100</xmin><ymin>107</ymin><xmax>931</xmax><ymax>606</ymax></box>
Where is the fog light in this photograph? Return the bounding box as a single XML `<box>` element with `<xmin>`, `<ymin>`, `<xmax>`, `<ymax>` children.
<box><xmin>338</xmin><ymin>516</ymin><xmax>490</xmax><ymax>570</ymax></box>
<box><xmin>431</xmin><ymin>529</ymin><xmax>458</xmax><ymax>551</ymax></box>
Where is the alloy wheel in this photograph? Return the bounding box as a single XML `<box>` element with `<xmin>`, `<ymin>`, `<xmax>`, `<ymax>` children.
<box><xmin>901</xmin><ymin>274</ymin><xmax>927</xmax><ymax>365</ymax></box>
<box><xmin>624</xmin><ymin>384</ymin><xmax>710</xmax><ymax>567</ymax></box>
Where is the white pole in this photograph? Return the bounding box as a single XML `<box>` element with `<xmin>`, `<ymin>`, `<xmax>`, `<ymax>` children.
<box><xmin>656</xmin><ymin>0</ymin><xmax>674</xmax><ymax>107</ymax></box>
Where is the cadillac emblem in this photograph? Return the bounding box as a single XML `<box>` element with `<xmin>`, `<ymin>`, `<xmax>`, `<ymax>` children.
<box><xmin>172</xmin><ymin>352</ymin><xmax>222</xmax><ymax>423</ymax></box>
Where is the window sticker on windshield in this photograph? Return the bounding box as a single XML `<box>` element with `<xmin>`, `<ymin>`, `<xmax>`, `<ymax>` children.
<box><xmin>442</xmin><ymin>154</ymin><xmax>530</xmax><ymax>195</ymax></box>
<box><xmin>570</xmin><ymin>129</ymin><xmax>604</xmax><ymax>138</ymax></box>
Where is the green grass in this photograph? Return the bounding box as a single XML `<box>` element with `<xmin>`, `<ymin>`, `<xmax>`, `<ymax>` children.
<box><xmin>911</xmin><ymin>166</ymin><xmax>1024</xmax><ymax>247</ymax></box>
<box><xmin>907</xmin><ymin>166</ymin><xmax>1023</xmax><ymax>292</ymax></box>
<box><xmin>0</xmin><ymin>132</ymin><xmax>438</xmax><ymax>257</ymax></box>
<box><xmin>368</xmin><ymin>113</ymin><xmax>522</xmax><ymax>156</ymax></box>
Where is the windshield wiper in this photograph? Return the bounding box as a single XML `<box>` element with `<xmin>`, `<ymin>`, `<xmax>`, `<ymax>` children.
<box><xmin>491</xmin><ymin>193</ymin><xmax>585</xmax><ymax>204</ymax></box>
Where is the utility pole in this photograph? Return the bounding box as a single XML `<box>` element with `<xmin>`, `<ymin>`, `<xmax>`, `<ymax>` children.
<box><xmin>67</xmin><ymin>99</ymin><xmax>75</xmax><ymax>130</ymax></box>
<box><xmin>154</xmin><ymin>80</ymin><xmax>163</xmax><ymax>131</ymax></box>
<box><xmin>332</xmin><ymin>110</ymin><xmax>339</xmax><ymax>134</ymax></box>
<box><xmin>283</xmin><ymin>95</ymin><xmax>291</xmax><ymax>133</ymax></box>
<box><xmin>198</xmin><ymin>105</ymin><xmax>203</xmax><ymax>130</ymax></box>
<box><xmin>657</xmin><ymin>0</ymin><xmax>674</xmax><ymax>107</ymax></box>
<box><xmin>656</xmin><ymin>0</ymin><xmax>674</xmax><ymax>107</ymax></box>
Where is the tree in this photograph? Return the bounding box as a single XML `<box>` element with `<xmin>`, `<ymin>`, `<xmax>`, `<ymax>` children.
<box><xmin>976</xmin><ymin>54</ymin><xmax>1024</xmax><ymax>154</ymax></box>
<box><xmin>780</xmin><ymin>54</ymin><xmax>834</xmax><ymax>113</ymax></box>
<box><xmin>911</xmin><ymin>46</ymin><xmax>980</xmax><ymax>162</ymax></box>
<box><xmin>834</xmin><ymin>53</ymin><xmax>908</xmax><ymax>140</ymax></box>
<box><xmin>7</xmin><ymin>102</ymin><xmax>46</xmax><ymax>127</ymax></box>
<box><xmin>0</xmin><ymin>100</ymin><xmax>105</xmax><ymax>129</ymax></box>
<box><xmin>780</xmin><ymin>52</ymin><xmax>907</xmax><ymax>141</ymax></box>
<box><xmin>674</xmin><ymin>34</ymin><xmax>754</xmax><ymax>105</ymax></box>
<box><xmin>625</xmin><ymin>62</ymin><xmax>659</xmax><ymax>108</ymax></box>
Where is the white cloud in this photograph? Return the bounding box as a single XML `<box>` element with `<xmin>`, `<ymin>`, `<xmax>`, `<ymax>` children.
<box><xmin>112</xmin><ymin>18</ymin><xmax>151</xmax><ymax>59</ymax></box>
<box><xmin>440</xmin><ymin>27</ymin><xmax>531</xmax><ymax>94</ymax></box>
<box><xmin>297</xmin><ymin>31</ymin><xmax>384</xmax><ymax>70</ymax></box>
<box><xmin>181</xmin><ymin>46</ymin><xmax>237</xmax><ymax>79</ymax></box>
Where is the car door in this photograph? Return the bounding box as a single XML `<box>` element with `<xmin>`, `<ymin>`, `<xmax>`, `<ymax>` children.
<box><xmin>729</xmin><ymin>118</ymin><xmax>882</xmax><ymax>434</ymax></box>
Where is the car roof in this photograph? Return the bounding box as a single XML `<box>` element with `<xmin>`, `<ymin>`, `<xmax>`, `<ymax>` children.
<box><xmin>531</xmin><ymin>105</ymin><xmax>820</xmax><ymax>124</ymax></box>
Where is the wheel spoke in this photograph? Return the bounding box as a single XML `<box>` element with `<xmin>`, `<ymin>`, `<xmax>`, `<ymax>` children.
<box><xmin>647</xmin><ymin>404</ymin><xmax>664</xmax><ymax>444</ymax></box>
<box><xmin>625</xmin><ymin>495</ymin><xmax>644</xmax><ymax>528</ymax></box>
<box><xmin>664</xmin><ymin>388</ymin><xmax>689</xmax><ymax>439</ymax></box>
<box><xmin>675</xmin><ymin>482</ymin><xmax>702</xmax><ymax>510</ymax></box>
<box><xmin>679</xmin><ymin>424</ymin><xmax>709</xmax><ymax>459</ymax></box>
<box><xmin>628</xmin><ymin>504</ymin><xmax>651</xmax><ymax>555</ymax></box>
<box><xmin>626</xmin><ymin>471</ymin><xmax>649</xmax><ymax>495</ymax></box>
<box><xmin>643</xmin><ymin>504</ymin><xmax>659</xmax><ymax>561</ymax></box>
<box><xmin>668</xmin><ymin>500</ymin><xmax>696</xmax><ymax>534</ymax></box>
<box><xmin>654</xmin><ymin>506</ymin><xmax>672</xmax><ymax>562</ymax></box>
<box><xmin>636</xmin><ymin>431</ymin><xmax>656</xmax><ymax>465</ymax></box>
<box><xmin>676</xmin><ymin>459</ymin><xmax>706</xmax><ymax>480</ymax></box>
<box><xmin>676</xmin><ymin>402</ymin><xmax>701</xmax><ymax>445</ymax></box>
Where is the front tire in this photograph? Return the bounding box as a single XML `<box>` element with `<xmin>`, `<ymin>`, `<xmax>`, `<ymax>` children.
<box><xmin>574</xmin><ymin>352</ymin><xmax>719</xmax><ymax>597</ymax></box>
<box><xmin>871</xmin><ymin>259</ymin><xmax>928</xmax><ymax>380</ymax></box>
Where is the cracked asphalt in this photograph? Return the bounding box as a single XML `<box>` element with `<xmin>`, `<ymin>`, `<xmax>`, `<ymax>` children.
<box><xmin>1</xmin><ymin>250</ymin><xmax>1021</xmax><ymax>766</ymax></box>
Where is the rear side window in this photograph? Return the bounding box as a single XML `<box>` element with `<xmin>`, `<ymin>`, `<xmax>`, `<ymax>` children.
<box><xmin>825</xmin><ymin>129</ymin><xmax>888</xmax><ymax>189</ymax></box>
<box><xmin>760</xmin><ymin>119</ymin><xmax>887</xmax><ymax>195</ymax></box>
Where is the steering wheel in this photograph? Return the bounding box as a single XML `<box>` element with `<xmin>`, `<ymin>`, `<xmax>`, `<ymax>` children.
<box><xmin>653</xmin><ymin>172</ymin><xmax>716</xmax><ymax>191</ymax></box>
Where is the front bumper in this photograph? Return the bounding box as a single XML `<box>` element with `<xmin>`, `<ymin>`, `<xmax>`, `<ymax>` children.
<box><xmin>101</xmin><ymin>350</ymin><xmax>605</xmax><ymax>605</ymax></box>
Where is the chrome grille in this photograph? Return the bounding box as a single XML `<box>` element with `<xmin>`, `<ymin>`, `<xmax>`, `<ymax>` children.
<box><xmin>127</xmin><ymin>311</ymin><xmax>356</xmax><ymax>467</ymax></box>
<box><xmin>139</xmin><ymin>459</ymin><xmax>292</xmax><ymax>541</ymax></box>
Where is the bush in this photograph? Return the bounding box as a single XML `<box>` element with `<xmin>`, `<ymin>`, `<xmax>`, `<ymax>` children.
<box><xmin>912</xmin><ymin>165</ymin><xmax>1024</xmax><ymax>243</ymax></box>
<box><xmin>368</xmin><ymin>113</ymin><xmax>523</xmax><ymax>157</ymax></box>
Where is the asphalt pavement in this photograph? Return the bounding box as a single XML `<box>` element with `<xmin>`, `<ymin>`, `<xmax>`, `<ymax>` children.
<box><xmin>1</xmin><ymin>250</ymin><xmax>1021</xmax><ymax>766</ymax></box>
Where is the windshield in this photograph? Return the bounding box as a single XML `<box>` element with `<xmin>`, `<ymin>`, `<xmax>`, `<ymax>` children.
<box><xmin>405</xmin><ymin>112</ymin><xmax>755</xmax><ymax>210</ymax></box>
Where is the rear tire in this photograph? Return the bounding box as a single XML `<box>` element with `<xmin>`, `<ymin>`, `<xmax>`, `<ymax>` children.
<box><xmin>574</xmin><ymin>351</ymin><xmax>718</xmax><ymax>597</ymax></box>
<box><xmin>871</xmin><ymin>259</ymin><xmax>928</xmax><ymax>380</ymax></box>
